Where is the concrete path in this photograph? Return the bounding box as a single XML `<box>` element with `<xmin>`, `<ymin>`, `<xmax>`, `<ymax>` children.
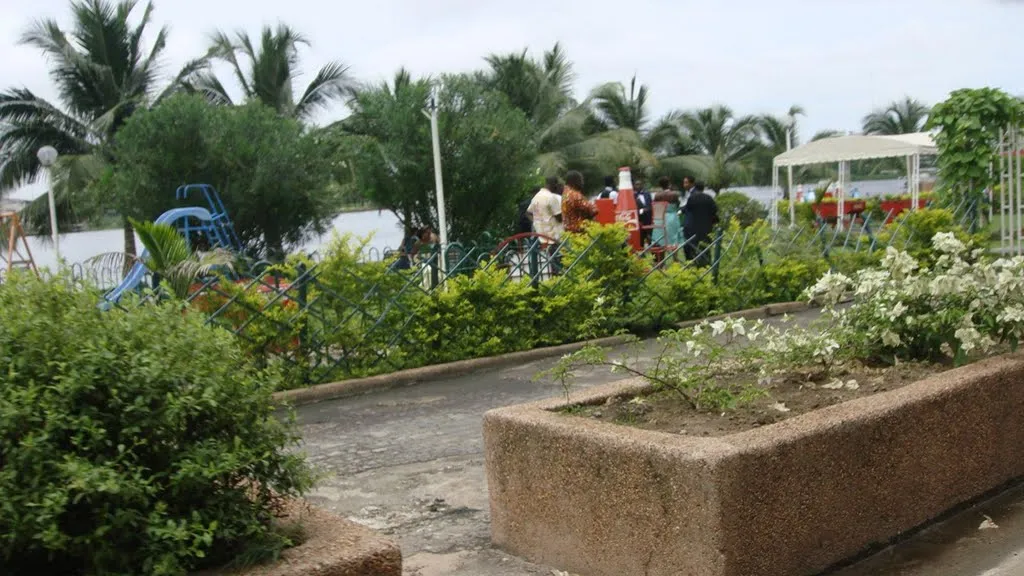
<box><xmin>295</xmin><ymin>307</ymin><xmax>1024</xmax><ymax>575</ymax></box>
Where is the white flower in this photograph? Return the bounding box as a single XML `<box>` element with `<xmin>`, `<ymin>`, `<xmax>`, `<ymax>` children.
<box><xmin>998</xmin><ymin>306</ymin><xmax>1024</xmax><ymax>324</ymax></box>
<box><xmin>881</xmin><ymin>330</ymin><xmax>901</xmax><ymax>347</ymax></box>
<box><xmin>710</xmin><ymin>320</ymin><xmax>727</xmax><ymax>337</ymax></box>
<box><xmin>932</xmin><ymin>232</ymin><xmax>966</xmax><ymax>256</ymax></box>
<box><xmin>807</xmin><ymin>271</ymin><xmax>852</xmax><ymax>306</ymax></box>
<box><xmin>889</xmin><ymin>302</ymin><xmax>908</xmax><ymax>320</ymax></box>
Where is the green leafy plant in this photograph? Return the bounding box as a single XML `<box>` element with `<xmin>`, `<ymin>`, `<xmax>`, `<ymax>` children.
<box><xmin>132</xmin><ymin>218</ymin><xmax>235</xmax><ymax>298</ymax></box>
<box><xmin>926</xmin><ymin>88</ymin><xmax>1024</xmax><ymax>202</ymax></box>
<box><xmin>716</xmin><ymin>191</ymin><xmax>767</xmax><ymax>227</ymax></box>
<box><xmin>807</xmin><ymin>233</ymin><xmax>1024</xmax><ymax>365</ymax></box>
<box><xmin>0</xmin><ymin>273</ymin><xmax>313</xmax><ymax>575</ymax></box>
<box><xmin>544</xmin><ymin>317</ymin><xmax>768</xmax><ymax>410</ymax></box>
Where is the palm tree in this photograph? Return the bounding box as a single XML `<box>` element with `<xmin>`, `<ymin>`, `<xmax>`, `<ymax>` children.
<box><xmin>661</xmin><ymin>105</ymin><xmax>760</xmax><ymax>192</ymax></box>
<box><xmin>0</xmin><ymin>0</ymin><xmax>206</xmax><ymax>256</ymax></box>
<box><xmin>132</xmin><ymin>218</ymin><xmax>234</xmax><ymax>298</ymax></box>
<box><xmin>187</xmin><ymin>24</ymin><xmax>352</xmax><ymax>122</ymax></box>
<box><xmin>483</xmin><ymin>43</ymin><xmax>576</xmax><ymax>128</ymax></box>
<box><xmin>590</xmin><ymin>76</ymin><xmax>650</xmax><ymax>132</ymax></box>
<box><xmin>862</xmin><ymin>97</ymin><xmax>929</xmax><ymax>135</ymax></box>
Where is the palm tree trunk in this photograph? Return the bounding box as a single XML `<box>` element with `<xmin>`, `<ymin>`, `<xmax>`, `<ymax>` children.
<box><xmin>123</xmin><ymin>217</ymin><xmax>137</xmax><ymax>258</ymax></box>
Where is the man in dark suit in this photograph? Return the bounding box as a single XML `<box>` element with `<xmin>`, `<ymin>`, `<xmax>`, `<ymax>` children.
<box><xmin>635</xmin><ymin>176</ymin><xmax>654</xmax><ymax>246</ymax></box>
<box><xmin>682</xmin><ymin>182</ymin><xmax>719</xmax><ymax>265</ymax></box>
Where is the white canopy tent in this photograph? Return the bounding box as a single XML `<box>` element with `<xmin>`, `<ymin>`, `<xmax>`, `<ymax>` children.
<box><xmin>770</xmin><ymin>132</ymin><xmax>938</xmax><ymax>228</ymax></box>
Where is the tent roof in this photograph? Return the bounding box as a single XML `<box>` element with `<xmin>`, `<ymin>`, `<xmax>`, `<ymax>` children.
<box><xmin>773</xmin><ymin>132</ymin><xmax>937</xmax><ymax>167</ymax></box>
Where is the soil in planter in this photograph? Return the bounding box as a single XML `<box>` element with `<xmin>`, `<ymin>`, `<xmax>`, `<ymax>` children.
<box><xmin>568</xmin><ymin>361</ymin><xmax>950</xmax><ymax>437</ymax></box>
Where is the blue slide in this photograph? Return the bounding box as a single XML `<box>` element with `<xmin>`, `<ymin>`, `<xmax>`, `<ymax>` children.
<box><xmin>104</xmin><ymin>206</ymin><xmax>215</xmax><ymax>304</ymax></box>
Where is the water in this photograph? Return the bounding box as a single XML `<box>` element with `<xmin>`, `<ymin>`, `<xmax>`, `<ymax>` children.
<box><xmin>24</xmin><ymin>209</ymin><xmax>404</xmax><ymax>271</ymax></box>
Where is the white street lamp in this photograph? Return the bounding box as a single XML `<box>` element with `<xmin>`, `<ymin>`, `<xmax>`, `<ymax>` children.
<box><xmin>36</xmin><ymin>146</ymin><xmax>60</xmax><ymax>262</ymax></box>
<box><xmin>422</xmin><ymin>90</ymin><xmax>448</xmax><ymax>274</ymax></box>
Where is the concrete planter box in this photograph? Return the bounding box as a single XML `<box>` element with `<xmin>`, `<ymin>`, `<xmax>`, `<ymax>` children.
<box><xmin>200</xmin><ymin>501</ymin><xmax>401</xmax><ymax>576</ymax></box>
<box><xmin>483</xmin><ymin>355</ymin><xmax>1024</xmax><ymax>576</ymax></box>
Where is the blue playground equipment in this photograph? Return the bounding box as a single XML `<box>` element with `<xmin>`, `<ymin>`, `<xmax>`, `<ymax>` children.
<box><xmin>104</xmin><ymin>184</ymin><xmax>241</xmax><ymax>304</ymax></box>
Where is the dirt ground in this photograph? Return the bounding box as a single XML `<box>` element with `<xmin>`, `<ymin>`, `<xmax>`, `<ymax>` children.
<box><xmin>573</xmin><ymin>360</ymin><xmax>947</xmax><ymax>437</ymax></box>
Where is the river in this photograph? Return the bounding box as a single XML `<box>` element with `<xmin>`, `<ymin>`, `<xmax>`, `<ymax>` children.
<box><xmin>24</xmin><ymin>209</ymin><xmax>404</xmax><ymax>271</ymax></box>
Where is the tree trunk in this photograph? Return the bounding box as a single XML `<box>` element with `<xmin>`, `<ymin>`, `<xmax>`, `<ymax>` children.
<box><xmin>123</xmin><ymin>217</ymin><xmax>137</xmax><ymax>258</ymax></box>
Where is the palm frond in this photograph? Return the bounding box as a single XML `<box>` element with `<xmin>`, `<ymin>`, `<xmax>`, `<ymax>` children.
<box><xmin>294</xmin><ymin>61</ymin><xmax>354</xmax><ymax>120</ymax></box>
<box><xmin>131</xmin><ymin>218</ymin><xmax>191</xmax><ymax>273</ymax></box>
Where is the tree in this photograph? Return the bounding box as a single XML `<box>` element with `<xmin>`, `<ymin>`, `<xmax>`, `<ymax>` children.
<box><xmin>187</xmin><ymin>23</ymin><xmax>353</xmax><ymax>121</ymax></box>
<box><xmin>0</xmin><ymin>0</ymin><xmax>204</xmax><ymax>256</ymax></box>
<box><xmin>104</xmin><ymin>94</ymin><xmax>337</xmax><ymax>259</ymax></box>
<box><xmin>750</xmin><ymin>105</ymin><xmax>805</xmax><ymax>186</ymax></box>
<box><xmin>661</xmin><ymin>105</ymin><xmax>760</xmax><ymax>192</ymax></box>
<box><xmin>926</xmin><ymin>87</ymin><xmax>1024</xmax><ymax>202</ymax></box>
<box><xmin>862</xmin><ymin>97</ymin><xmax>929</xmax><ymax>135</ymax></box>
<box><xmin>342</xmin><ymin>73</ymin><xmax>537</xmax><ymax>241</ymax></box>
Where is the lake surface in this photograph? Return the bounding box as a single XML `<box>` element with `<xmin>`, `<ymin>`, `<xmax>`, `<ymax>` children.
<box><xmin>22</xmin><ymin>178</ymin><xmax>909</xmax><ymax>271</ymax></box>
<box><xmin>25</xmin><ymin>209</ymin><xmax>404</xmax><ymax>271</ymax></box>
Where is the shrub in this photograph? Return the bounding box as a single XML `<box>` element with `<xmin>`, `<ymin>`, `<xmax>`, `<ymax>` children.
<box><xmin>807</xmin><ymin>233</ymin><xmax>1024</xmax><ymax>364</ymax></box>
<box><xmin>717</xmin><ymin>191</ymin><xmax>767</xmax><ymax>228</ymax></box>
<box><xmin>421</xmin><ymin>267</ymin><xmax>538</xmax><ymax>362</ymax></box>
<box><xmin>876</xmin><ymin>208</ymin><xmax>986</xmax><ymax>263</ymax></box>
<box><xmin>0</xmin><ymin>274</ymin><xmax>313</xmax><ymax>575</ymax></box>
<box><xmin>628</xmin><ymin>262</ymin><xmax>719</xmax><ymax>330</ymax></box>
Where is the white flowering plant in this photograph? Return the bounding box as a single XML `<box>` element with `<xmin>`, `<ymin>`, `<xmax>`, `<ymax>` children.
<box><xmin>542</xmin><ymin>316</ymin><xmax>768</xmax><ymax>410</ymax></box>
<box><xmin>808</xmin><ymin>232</ymin><xmax>1024</xmax><ymax>364</ymax></box>
<box><xmin>545</xmin><ymin>232</ymin><xmax>1023</xmax><ymax>415</ymax></box>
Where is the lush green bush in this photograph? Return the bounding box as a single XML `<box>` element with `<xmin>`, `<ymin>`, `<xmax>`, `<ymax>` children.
<box><xmin>875</xmin><ymin>207</ymin><xmax>986</xmax><ymax>263</ymax></box>
<box><xmin>776</xmin><ymin>200</ymin><xmax>817</xmax><ymax>226</ymax></box>
<box><xmin>717</xmin><ymin>191</ymin><xmax>767</xmax><ymax>228</ymax></box>
<box><xmin>0</xmin><ymin>274</ymin><xmax>313</xmax><ymax>575</ymax></box>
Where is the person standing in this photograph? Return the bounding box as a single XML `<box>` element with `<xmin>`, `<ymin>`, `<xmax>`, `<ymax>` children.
<box><xmin>561</xmin><ymin>171</ymin><xmax>597</xmax><ymax>234</ymax></box>
<box><xmin>517</xmin><ymin>187</ymin><xmax>539</xmax><ymax>234</ymax></box>
<box><xmin>527</xmin><ymin>176</ymin><xmax>563</xmax><ymax>243</ymax></box>
<box><xmin>635</xmin><ymin>176</ymin><xmax>654</xmax><ymax>246</ymax></box>
<box><xmin>598</xmin><ymin>175</ymin><xmax>618</xmax><ymax>202</ymax></box>
<box><xmin>653</xmin><ymin>178</ymin><xmax>682</xmax><ymax>247</ymax></box>
<box><xmin>682</xmin><ymin>182</ymin><xmax>719</xmax><ymax>265</ymax></box>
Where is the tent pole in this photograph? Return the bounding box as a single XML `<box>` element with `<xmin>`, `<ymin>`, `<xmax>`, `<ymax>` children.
<box><xmin>786</xmin><ymin>129</ymin><xmax>795</xmax><ymax>228</ymax></box>
<box><xmin>771</xmin><ymin>164</ymin><xmax>779</xmax><ymax>229</ymax></box>
<box><xmin>837</xmin><ymin>161</ymin><xmax>846</xmax><ymax>231</ymax></box>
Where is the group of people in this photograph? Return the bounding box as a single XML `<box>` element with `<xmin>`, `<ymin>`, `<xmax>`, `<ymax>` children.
<box><xmin>517</xmin><ymin>171</ymin><xmax>720</xmax><ymax>261</ymax></box>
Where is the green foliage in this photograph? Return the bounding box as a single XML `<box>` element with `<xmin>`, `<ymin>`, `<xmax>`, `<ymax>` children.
<box><xmin>342</xmin><ymin>72</ymin><xmax>537</xmax><ymax>240</ymax></box>
<box><xmin>776</xmin><ymin>200</ymin><xmax>817</xmax><ymax>226</ymax></box>
<box><xmin>0</xmin><ymin>273</ymin><xmax>312</xmax><ymax>575</ymax></box>
<box><xmin>105</xmin><ymin>94</ymin><xmax>337</xmax><ymax>259</ymax></box>
<box><xmin>421</xmin><ymin>267</ymin><xmax>537</xmax><ymax>361</ymax></box>
<box><xmin>561</xmin><ymin>223</ymin><xmax>645</xmax><ymax>306</ymax></box>
<box><xmin>716</xmin><ymin>191</ymin><xmax>767</xmax><ymax>227</ymax></box>
<box><xmin>132</xmin><ymin>218</ymin><xmax>235</xmax><ymax>298</ymax></box>
<box><xmin>876</xmin><ymin>208</ymin><xmax>985</xmax><ymax>263</ymax></box>
<box><xmin>926</xmin><ymin>88</ymin><xmax>1024</xmax><ymax>201</ymax></box>
<box><xmin>628</xmin><ymin>263</ymin><xmax>718</xmax><ymax>330</ymax></box>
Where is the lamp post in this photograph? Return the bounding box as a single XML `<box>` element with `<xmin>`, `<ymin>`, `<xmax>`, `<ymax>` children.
<box><xmin>36</xmin><ymin>146</ymin><xmax>60</xmax><ymax>262</ymax></box>
<box><xmin>422</xmin><ymin>90</ymin><xmax>448</xmax><ymax>274</ymax></box>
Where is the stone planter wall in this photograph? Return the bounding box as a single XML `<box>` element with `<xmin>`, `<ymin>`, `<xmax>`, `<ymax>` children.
<box><xmin>483</xmin><ymin>355</ymin><xmax>1024</xmax><ymax>576</ymax></box>
<box><xmin>199</xmin><ymin>501</ymin><xmax>401</xmax><ymax>576</ymax></box>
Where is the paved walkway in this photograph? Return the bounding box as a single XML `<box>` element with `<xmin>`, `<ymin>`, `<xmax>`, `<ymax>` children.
<box><xmin>296</xmin><ymin>307</ymin><xmax>1024</xmax><ymax>575</ymax></box>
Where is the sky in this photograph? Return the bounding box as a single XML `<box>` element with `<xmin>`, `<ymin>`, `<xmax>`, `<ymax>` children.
<box><xmin>2</xmin><ymin>0</ymin><xmax>1023</xmax><ymax>199</ymax></box>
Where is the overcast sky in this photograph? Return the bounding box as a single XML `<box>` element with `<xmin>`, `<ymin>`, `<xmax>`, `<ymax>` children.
<box><xmin>2</xmin><ymin>0</ymin><xmax>1023</xmax><ymax>198</ymax></box>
